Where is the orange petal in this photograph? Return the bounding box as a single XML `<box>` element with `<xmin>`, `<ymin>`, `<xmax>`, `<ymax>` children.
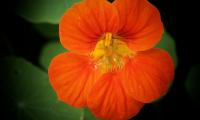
<box><xmin>48</xmin><ymin>53</ymin><xmax>100</xmax><ymax>107</ymax></box>
<box><xmin>60</xmin><ymin>0</ymin><xmax>119</xmax><ymax>54</ymax></box>
<box><xmin>87</xmin><ymin>72</ymin><xmax>144</xmax><ymax>120</ymax></box>
<box><xmin>121</xmin><ymin>48</ymin><xmax>174</xmax><ymax>103</ymax></box>
<box><xmin>114</xmin><ymin>0</ymin><xmax>163</xmax><ymax>51</ymax></box>
<box><xmin>85</xmin><ymin>0</ymin><xmax>119</xmax><ymax>33</ymax></box>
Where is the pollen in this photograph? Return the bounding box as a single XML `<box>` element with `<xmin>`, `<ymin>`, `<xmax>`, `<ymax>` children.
<box><xmin>91</xmin><ymin>33</ymin><xmax>134</xmax><ymax>73</ymax></box>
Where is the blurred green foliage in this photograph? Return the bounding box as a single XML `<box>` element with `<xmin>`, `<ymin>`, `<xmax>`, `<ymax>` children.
<box><xmin>156</xmin><ymin>31</ymin><xmax>178</xmax><ymax>67</ymax></box>
<box><xmin>16</xmin><ymin>0</ymin><xmax>80</xmax><ymax>24</ymax></box>
<box><xmin>185</xmin><ymin>64</ymin><xmax>200</xmax><ymax>103</ymax></box>
<box><xmin>0</xmin><ymin>56</ymin><xmax>97</xmax><ymax>120</ymax></box>
<box><xmin>39</xmin><ymin>41</ymin><xmax>67</xmax><ymax>70</ymax></box>
<box><xmin>33</xmin><ymin>23</ymin><xmax>59</xmax><ymax>39</ymax></box>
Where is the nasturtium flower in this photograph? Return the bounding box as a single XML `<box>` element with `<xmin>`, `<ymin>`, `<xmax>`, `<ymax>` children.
<box><xmin>48</xmin><ymin>0</ymin><xmax>174</xmax><ymax>119</ymax></box>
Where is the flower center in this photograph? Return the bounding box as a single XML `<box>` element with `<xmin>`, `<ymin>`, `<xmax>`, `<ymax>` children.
<box><xmin>91</xmin><ymin>32</ymin><xmax>134</xmax><ymax>73</ymax></box>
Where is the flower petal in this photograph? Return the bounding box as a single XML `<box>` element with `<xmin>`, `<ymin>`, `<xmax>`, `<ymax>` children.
<box><xmin>60</xmin><ymin>0</ymin><xmax>119</xmax><ymax>54</ymax></box>
<box><xmin>85</xmin><ymin>0</ymin><xmax>119</xmax><ymax>33</ymax></box>
<box><xmin>87</xmin><ymin>72</ymin><xmax>144</xmax><ymax>120</ymax></box>
<box><xmin>48</xmin><ymin>53</ymin><xmax>100</xmax><ymax>107</ymax></box>
<box><xmin>114</xmin><ymin>0</ymin><xmax>163</xmax><ymax>51</ymax></box>
<box><xmin>122</xmin><ymin>48</ymin><xmax>174</xmax><ymax>103</ymax></box>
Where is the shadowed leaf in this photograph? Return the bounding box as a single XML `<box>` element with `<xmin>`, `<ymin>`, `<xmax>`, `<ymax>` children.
<box><xmin>16</xmin><ymin>0</ymin><xmax>80</xmax><ymax>24</ymax></box>
<box><xmin>156</xmin><ymin>31</ymin><xmax>178</xmax><ymax>67</ymax></box>
<box><xmin>0</xmin><ymin>56</ymin><xmax>83</xmax><ymax>120</ymax></box>
<box><xmin>185</xmin><ymin>64</ymin><xmax>200</xmax><ymax>103</ymax></box>
<box><xmin>33</xmin><ymin>23</ymin><xmax>59</xmax><ymax>39</ymax></box>
<box><xmin>39</xmin><ymin>42</ymin><xmax>67</xmax><ymax>70</ymax></box>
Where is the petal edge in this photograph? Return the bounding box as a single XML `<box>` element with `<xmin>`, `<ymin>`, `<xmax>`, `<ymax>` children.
<box><xmin>87</xmin><ymin>72</ymin><xmax>144</xmax><ymax>120</ymax></box>
<box><xmin>122</xmin><ymin>48</ymin><xmax>174</xmax><ymax>103</ymax></box>
<box><xmin>48</xmin><ymin>53</ymin><xmax>100</xmax><ymax>107</ymax></box>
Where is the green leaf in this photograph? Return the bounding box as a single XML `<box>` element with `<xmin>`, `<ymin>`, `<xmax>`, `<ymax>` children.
<box><xmin>185</xmin><ymin>64</ymin><xmax>200</xmax><ymax>103</ymax></box>
<box><xmin>39</xmin><ymin>41</ymin><xmax>67</xmax><ymax>70</ymax></box>
<box><xmin>0</xmin><ymin>56</ymin><xmax>83</xmax><ymax>120</ymax></box>
<box><xmin>156</xmin><ymin>31</ymin><xmax>178</xmax><ymax>67</ymax></box>
<box><xmin>16</xmin><ymin>0</ymin><xmax>80</xmax><ymax>24</ymax></box>
<box><xmin>83</xmin><ymin>109</ymin><xmax>99</xmax><ymax>120</ymax></box>
<box><xmin>33</xmin><ymin>23</ymin><xmax>59</xmax><ymax>39</ymax></box>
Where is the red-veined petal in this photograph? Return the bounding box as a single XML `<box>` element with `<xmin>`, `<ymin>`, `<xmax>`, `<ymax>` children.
<box><xmin>122</xmin><ymin>48</ymin><xmax>174</xmax><ymax>103</ymax></box>
<box><xmin>60</xmin><ymin>0</ymin><xmax>119</xmax><ymax>54</ymax></box>
<box><xmin>87</xmin><ymin>72</ymin><xmax>144</xmax><ymax>120</ymax></box>
<box><xmin>114</xmin><ymin>0</ymin><xmax>163</xmax><ymax>51</ymax></box>
<box><xmin>48</xmin><ymin>53</ymin><xmax>100</xmax><ymax>107</ymax></box>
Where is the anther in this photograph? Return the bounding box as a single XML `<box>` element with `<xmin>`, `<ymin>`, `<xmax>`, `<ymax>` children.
<box><xmin>104</xmin><ymin>33</ymin><xmax>112</xmax><ymax>47</ymax></box>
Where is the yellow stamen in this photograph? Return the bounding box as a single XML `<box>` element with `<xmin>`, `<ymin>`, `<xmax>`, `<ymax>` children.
<box><xmin>104</xmin><ymin>33</ymin><xmax>112</xmax><ymax>47</ymax></box>
<box><xmin>91</xmin><ymin>33</ymin><xmax>134</xmax><ymax>73</ymax></box>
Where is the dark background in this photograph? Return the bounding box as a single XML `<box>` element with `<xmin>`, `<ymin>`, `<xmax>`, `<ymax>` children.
<box><xmin>1</xmin><ymin>0</ymin><xmax>200</xmax><ymax>119</ymax></box>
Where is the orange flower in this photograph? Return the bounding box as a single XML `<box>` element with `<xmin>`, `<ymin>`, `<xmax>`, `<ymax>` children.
<box><xmin>48</xmin><ymin>0</ymin><xmax>174</xmax><ymax>119</ymax></box>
